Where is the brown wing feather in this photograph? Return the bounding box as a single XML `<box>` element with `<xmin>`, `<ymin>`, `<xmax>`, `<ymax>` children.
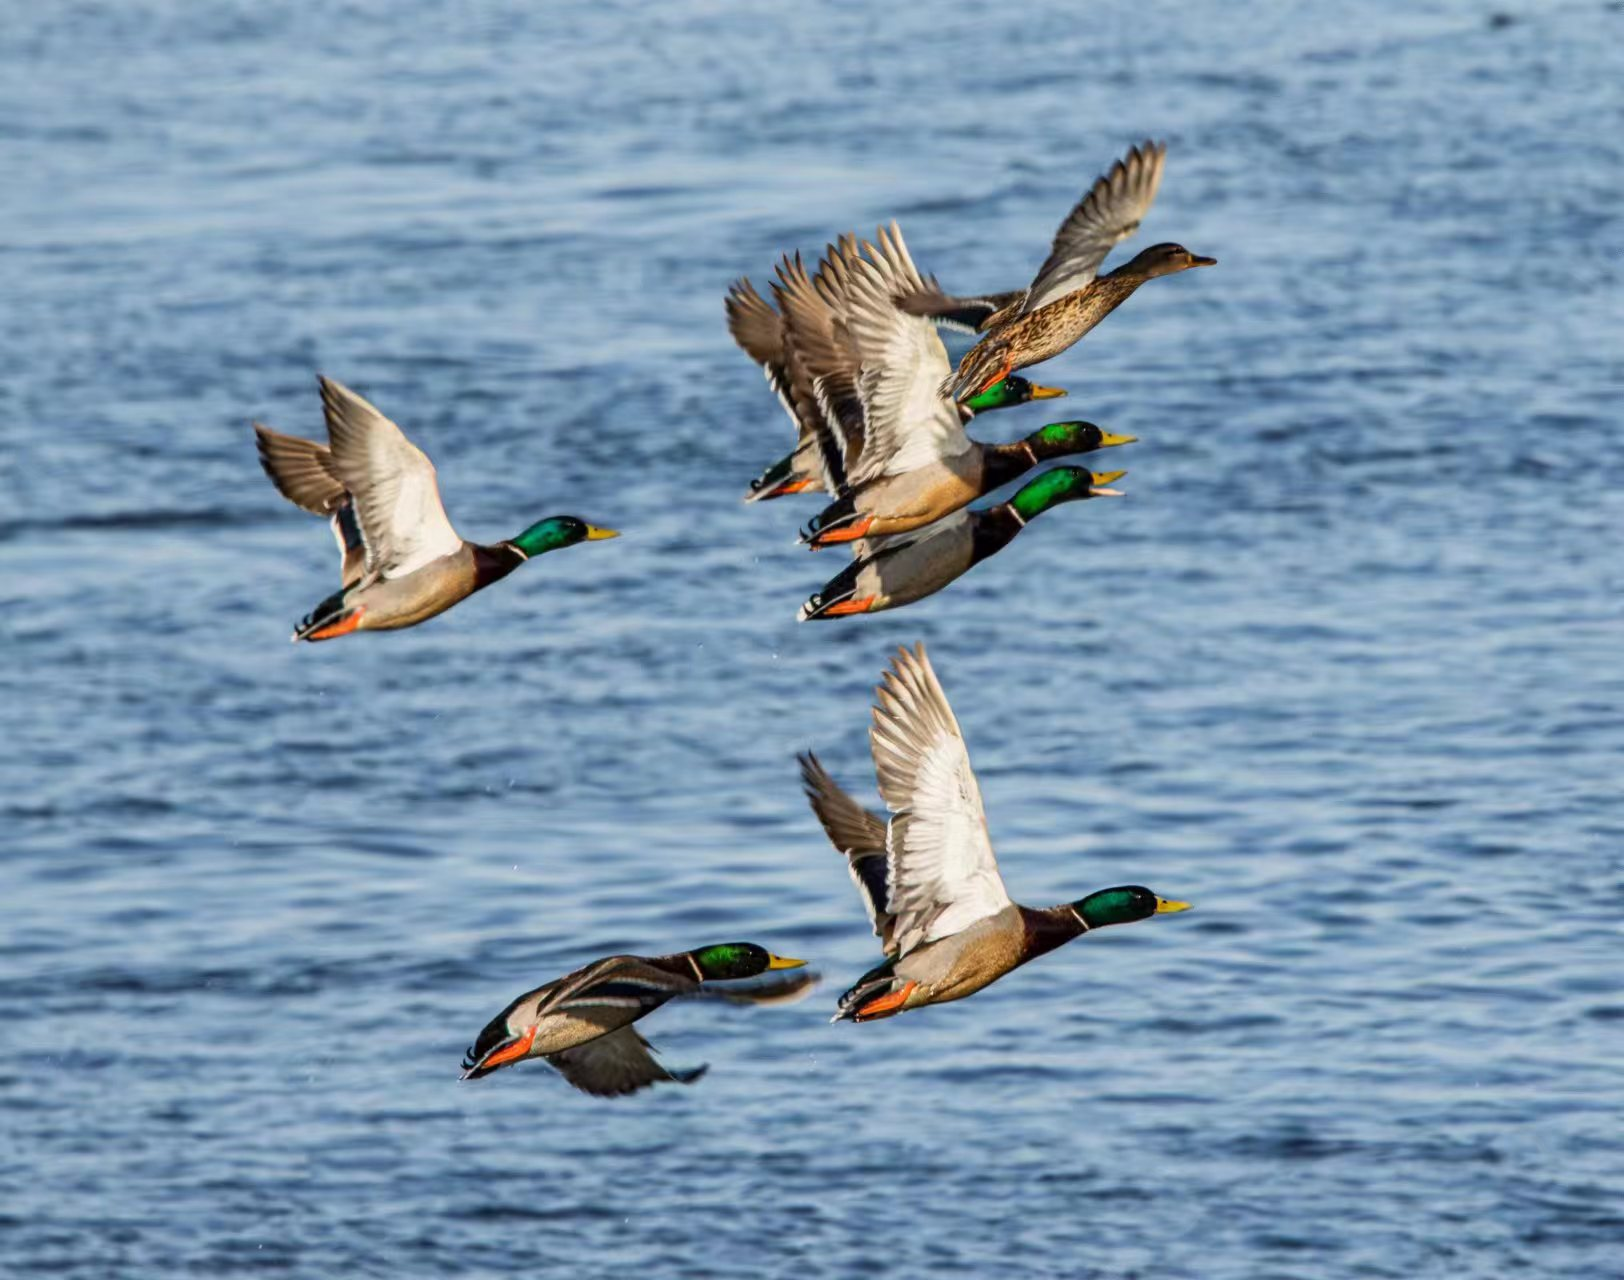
<box><xmin>254</xmin><ymin>424</ymin><xmax>348</xmax><ymax>515</ymax></box>
<box><xmin>798</xmin><ymin>751</ymin><xmax>898</xmax><ymax>956</ymax></box>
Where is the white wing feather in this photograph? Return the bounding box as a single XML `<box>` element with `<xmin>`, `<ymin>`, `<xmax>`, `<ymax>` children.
<box><xmin>316</xmin><ymin>376</ymin><xmax>464</xmax><ymax>581</ymax></box>
<box><xmin>842</xmin><ymin>224</ymin><xmax>971</xmax><ymax>487</ymax></box>
<box><xmin>869</xmin><ymin>643</ymin><xmax>1011</xmax><ymax>956</ymax></box>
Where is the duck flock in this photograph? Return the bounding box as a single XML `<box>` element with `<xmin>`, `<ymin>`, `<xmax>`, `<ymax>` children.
<box><xmin>256</xmin><ymin>140</ymin><xmax>1212</xmax><ymax>1096</ymax></box>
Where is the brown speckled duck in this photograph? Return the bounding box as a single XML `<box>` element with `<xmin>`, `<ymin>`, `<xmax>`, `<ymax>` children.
<box><xmin>802</xmin><ymin>644</ymin><xmax>1190</xmax><ymax>1023</ymax></box>
<box><xmin>938</xmin><ymin>141</ymin><xmax>1215</xmax><ymax>402</ymax></box>
<box><xmin>255</xmin><ymin>376</ymin><xmax>618</xmax><ymax>642</ymax></box>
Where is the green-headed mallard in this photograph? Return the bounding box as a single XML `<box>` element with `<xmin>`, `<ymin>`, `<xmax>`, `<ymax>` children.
<box><xmin>460</xmin><ymin>942</ymin><xmax>811</xmax><ymax>1096</ymax></box>
<box><xmin>798</xmin><ymin>464</ymin><xmax>1122</xmax><ymax>620</ymax></box>
<box><xmin>728</xmin><ymin>239</ymin><xmax>1066</xmax><ymax>500</ymax></box>
<box><xmin>801</xmin><ymin>644</ymin><xmax>1189</xmax><ymax>1022</ymax></box>
<box><xmin>255</xmin><ymin>376</ymin><xmax>618</xmax><ymax>642</ymax></box>
<box><xmin>937</xmin><ymin>141</ymin><xmax>1215</xmax><ymax>403</ymax></box>
<box><xmin>793</xmin><ymin>223</ymin><xmax>1128</xmax><ymax>550</ymax></box>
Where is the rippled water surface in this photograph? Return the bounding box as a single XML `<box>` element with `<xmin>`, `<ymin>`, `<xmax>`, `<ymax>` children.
<box><xmin>4</xmin><ymin>2</ymin><xmax>1622</xmax><ymax>1276</ymax></box>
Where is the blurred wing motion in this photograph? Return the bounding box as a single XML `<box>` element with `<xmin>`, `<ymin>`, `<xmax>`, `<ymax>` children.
<box><xmin>546</xmin><ymin>1026</ymin><xmax>707</xmax><ymax>1098</ymax></box>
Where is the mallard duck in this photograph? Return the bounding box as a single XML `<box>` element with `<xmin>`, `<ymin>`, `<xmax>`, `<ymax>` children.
<box><xmin>801</xmin><ymin>644</ymin><xmax>1190</xmax><ymax>1022</ymax></box>
<box><xmin>938</xmin><ymin>141</ymin><xmax>1216</xmax><ymax>403</ymax></box>
<box><xmin>798</xmin><ymin>464</ymin><xmax>1123</xmax><ymax>619</ymax></box>
<box><xmin>460</xmin><ymin>942</ymin><xmax>811</xmax><ymax>1096</ymax></box>
<box><xmin>729</xmin><ymin>239</ymin><xmax>1066</xmax><ymax>500</ymax></box>
<box><xmin>255</xmin><ymin>376</ymin><xmax>618</xmax><ymax>642</ymax></box>
<box><xmin>792</xmin><ymin>223</ymin><xmax>1127</xmax><ymax>549</ymax></box>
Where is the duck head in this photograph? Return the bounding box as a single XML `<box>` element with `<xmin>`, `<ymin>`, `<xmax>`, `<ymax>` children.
<box><xmin>963</xmin><ymin>374</ymin><xmax>1068</xmax><ymax>414</ymax></box>
<box><xmin>1119</xmin><ymin>242</ymin><xmax>1217</xmax><ymax>279</ymax></box>
<box><xmin>1070</xmin><ymin>885</ymin><xmax>1192</xmax><ymax>930</ymax></box>
<box><xmin>1008</xmin><ymin>465</ymin><xmax>1126</xmax><ymax>521</ymax></box>
<box><xmin>505</xmin><ymin>516</ymin><xmax>620</xmax><ymax>559</ymax></box>
<box><xmin>691</xmin><ymin>942</ymin><xmax>807</xmax><ymax>981</ymax></box>
<box><xmin>1022</xmin><ymin>420</ymin><xmax>1137</xmax><ymax>462</ymax></box>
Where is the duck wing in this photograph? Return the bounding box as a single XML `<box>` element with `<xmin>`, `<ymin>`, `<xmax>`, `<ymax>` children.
<box><xmin>798</xmin><ymin>751</ymin><xmax>897</xmax><ymax>956</ymax></box>
<box><xmin>316</xmin><ymin>376</ymin><xmax>463</xmax><ymax>583</ymax></box>
<box><xmin>546</xmin><ymin>1026</ymin><xmax>707</xmax><ymax>1098</ymax></box>
<box><xmin>254</xmin><ymin>422</ymin><xmax>369</xmax><ymax>586</ymax></box>
<box><xmin>774</xmin><ymin>248</ymin><xmax>862</xmax><ymax>493</ymax></box>
<box><xmin>1016</xmin><ymin>140</ymin><xmax>1166</xmax><ymax>317</ymax></box>
<box><xmin>868</xmin><ymin>643</ymin><xmax>1012</xmax><ymax>957</ymax></box>
<box><xmin>254</xmin><ymin>424</ymin><xmax>346</xmax><ymax>514</ymax></box>
<box><xmin>894</xmin><ymin>283</ymin><xmax>1027</xmax><ymax>334</ymax></box>
<box><xmin>842</xmin><ymin>223</ymin><xmax>970</xmax><ymax>487</ymax></box>
<box><xmin>725</xmin><ymin>277</ymin><xmax>797</xmax><ymax>429</ymax></box>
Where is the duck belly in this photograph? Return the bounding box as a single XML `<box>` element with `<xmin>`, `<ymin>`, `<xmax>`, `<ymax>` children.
<box><xmin>864</xmin><ymin>467</ymin><xmax>982</xmax><ymax>538</ymax></box>
<box><xmin>529</xmin><ymin>1006</ymin><xmax>643</xmax><ymax>1057</ymax></box>
<box><xmin>353</xmin><ymin>563</ymin><xmax>475</xmax><ymax>630</ymax></box>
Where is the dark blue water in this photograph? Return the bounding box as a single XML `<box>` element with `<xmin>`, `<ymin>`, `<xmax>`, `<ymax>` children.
<box><xmin>4</xmin><ymin>2</ymin><xmax>1622</xmax><ymax>1276</ymax></box>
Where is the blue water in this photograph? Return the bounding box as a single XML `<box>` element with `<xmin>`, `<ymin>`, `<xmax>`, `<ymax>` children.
<box><xmin>3</xmin><ymin>1</ymin><xmax>1622</xmax><ymax>1275</ymax></box>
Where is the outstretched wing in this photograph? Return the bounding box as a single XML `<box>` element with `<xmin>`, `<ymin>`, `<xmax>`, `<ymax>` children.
<box><xmin>869</xmin><ymin>643</ymin><xmax>1011</xmax><ymax>957</ymax></box>
<box><xmin>546</xmin><ymin>1026</ymin><xmax>707</xmax><ymax>1098</ymax></box>
<box><xmin>254</xmin><ymin>421</ymin><xmax>368</xmax><ymax>585</ymax></box>
<box><xmin>774</xmin><ymin>248</ymin><xmax>863</xmax><ymax>493</ymax></box>
<box><xmin>842</xmin><ymin>223</ymin><xmax>969</xmax><ymax>487</ymax></box>
<box><xmin>1018</xmin><ymin>140</ymin><xmax>1166</xmax><ymax>317</ymax></box>
<box><xmin>316</xmin><ymin>376</ymin><xmax>463</xmax><ymax>582</ymax></box>
<box><xmin>798</xmin><ymin>751</ymin><xmax>897</xmax><ymax>955</ymax></box>
<box><xmin>894</xmin><ymin>283</ymin><xmax>1028</xmax><ymax>334</ymax></box>
<box><xmin>725</xmin><ymin>277</ymin><xmax>797</xmax><ymax>430</ymax></box>
<box><xmin>254</xmin><ymin>424</ymin><xmax>347</xmax><ymax>514</ymax></box>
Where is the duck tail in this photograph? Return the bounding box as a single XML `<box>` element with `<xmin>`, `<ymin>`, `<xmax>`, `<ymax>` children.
<box><xmin>293</xmin><ymin>589</ymin><xmax>364</xmax><ymax>642</ymax></box>
<box><xmin>798</xmin><ymin>558</ymin><xmax>867</xmax><ymax>622</ymax></box>
<box><xmin>798</xmin><ymin>495</ymin><xmax>861</xmax><ymax>548</ymax></box>
<box><xmin>941</xmin><ymin>340</ymin><xmax>1012</xmax><ymax>404</ymax></box>
<box><xmin>832</xmin><ymin>959</ymin><xmax>903</xmax><ymax>1023</ymax></box>
<box><xmin>744</xmin><ymin>451</ymin><xmax>812</xmax><ymax>502</ymax></box>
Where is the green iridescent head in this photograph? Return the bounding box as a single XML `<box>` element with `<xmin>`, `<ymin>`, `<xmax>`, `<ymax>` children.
<box><xmin>1008</xmin><ymin>465</ymin><xmax>1126</xmax><ymax>522</ymax></box>
<box><xmin>691</xmin><ymin>942</ymin><xmax>808</xmax><ymax>981</ymax></box>
<box><xmin>1072</xmin><ymin>886</ymin><xmax>1192</xmax><ymax>929</ymax></box>
<box><xmin>962</xmin><ymin>375</ymin><xmax>1067</xmax><ymax>414</ymax></box>
<box><xmin>1023</xmin><ymin>420</ymin><xmax>1137</xmax><ymax>461</ymax></box>
<box><xmin>507</xmin><ymin>516</ymin><xmax>620</xmax><ymax>559</ymax></box>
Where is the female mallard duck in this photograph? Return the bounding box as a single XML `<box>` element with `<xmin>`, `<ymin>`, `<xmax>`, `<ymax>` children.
<box><xmin>793</xmin><ymin>223</ymin><xmax>1128</xmax><ymax>549</ymax></box>
<box><xmin>460</xmin><ymin>943</ymin><xmax>810</xmax><ymax>1096</ymax></box>
<box><xmin>801</xmin><ymin>644</ymin><xmax>1189</xmax><ymax>1022</ymax></box>
<box><xmin>728</xmin><ymin>239</ymin><xmax>1066</xmax><ymax>500</ymax></box>
<box><xmin>938</xmin><ymin>141</ymin><xmax>1216</xmax><ymax>403</ymax></box>
<box><xmin>798</xmin><ymin>464</ymin><xmax>1122</xmax><ymax>619</ymax></box>
<box><xmin>254</xmin><ymin>376</ymin><xmax>618</xmax><ymax>642</ymax></box>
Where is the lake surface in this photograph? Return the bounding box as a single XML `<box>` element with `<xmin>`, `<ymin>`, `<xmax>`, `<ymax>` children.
<box><xmin>3</xmin><ymin>1</ymin><xmax>1622</xmax><ymax>1276</ymax></box>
